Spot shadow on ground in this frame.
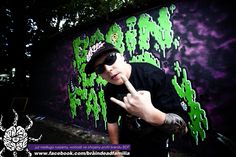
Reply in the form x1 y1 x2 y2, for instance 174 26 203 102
27 115 110 144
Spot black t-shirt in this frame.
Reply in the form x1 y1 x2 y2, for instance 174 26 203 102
104 63 185 156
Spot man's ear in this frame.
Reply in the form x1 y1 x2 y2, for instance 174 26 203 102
119 54 128 63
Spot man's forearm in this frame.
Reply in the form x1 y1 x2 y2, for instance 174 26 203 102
108 123 120 144
162 113 187 135
146 108 187 135
108 123 124 157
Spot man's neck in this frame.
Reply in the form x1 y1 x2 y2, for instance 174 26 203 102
125 63 132 80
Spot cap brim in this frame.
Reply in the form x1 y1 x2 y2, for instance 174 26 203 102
85 47 118 74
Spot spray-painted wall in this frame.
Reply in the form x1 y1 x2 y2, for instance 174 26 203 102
31 0 236 149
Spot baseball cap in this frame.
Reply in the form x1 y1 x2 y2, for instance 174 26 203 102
85 41 119 74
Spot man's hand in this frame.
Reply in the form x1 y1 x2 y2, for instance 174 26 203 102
110 75 187 133
110 75 158 122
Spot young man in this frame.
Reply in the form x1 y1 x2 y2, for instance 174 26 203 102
85 41 188 157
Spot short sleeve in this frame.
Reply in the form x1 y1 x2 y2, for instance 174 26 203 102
147 68 183 114
104 84 120 123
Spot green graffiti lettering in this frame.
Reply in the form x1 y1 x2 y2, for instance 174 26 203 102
106 23 125 55
90 28 105 46
98 89 107 129
86 88 101 127
137 7 178 58
75 85 87 100
169 4 176 14
157 7 174 57
68 84 80 118
70 33 109 126
95 75 108 129
68 37 89 118
130 51 160 68
138 13 154 53
173 36 180 49
125 16 137 56
172 61 208 145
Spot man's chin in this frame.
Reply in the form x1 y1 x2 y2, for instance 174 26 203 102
109 80 123 85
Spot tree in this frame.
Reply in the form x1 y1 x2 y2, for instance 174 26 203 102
0 0 162 96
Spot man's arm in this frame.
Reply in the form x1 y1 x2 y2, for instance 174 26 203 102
108 123 124 157
162 113 188 134
110 75 187 135
108 122 119 144
148 109 187 135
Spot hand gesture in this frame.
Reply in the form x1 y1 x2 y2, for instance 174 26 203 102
110 75 158 122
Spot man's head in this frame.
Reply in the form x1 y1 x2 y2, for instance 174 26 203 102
85 42 118 74
85 41 131 85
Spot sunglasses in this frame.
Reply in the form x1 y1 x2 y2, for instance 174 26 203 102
95 52 117 74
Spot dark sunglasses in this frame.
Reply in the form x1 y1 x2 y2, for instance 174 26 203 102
95 52 117 74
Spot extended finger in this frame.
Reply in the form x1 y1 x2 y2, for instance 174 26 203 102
110 97 126 109
121 75 137 95
126 93 134 104
123 96 129 106
138 90 150 96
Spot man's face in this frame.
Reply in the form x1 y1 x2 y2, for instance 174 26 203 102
94 52 127 85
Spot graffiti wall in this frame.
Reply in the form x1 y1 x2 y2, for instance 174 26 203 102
31 0 236 153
